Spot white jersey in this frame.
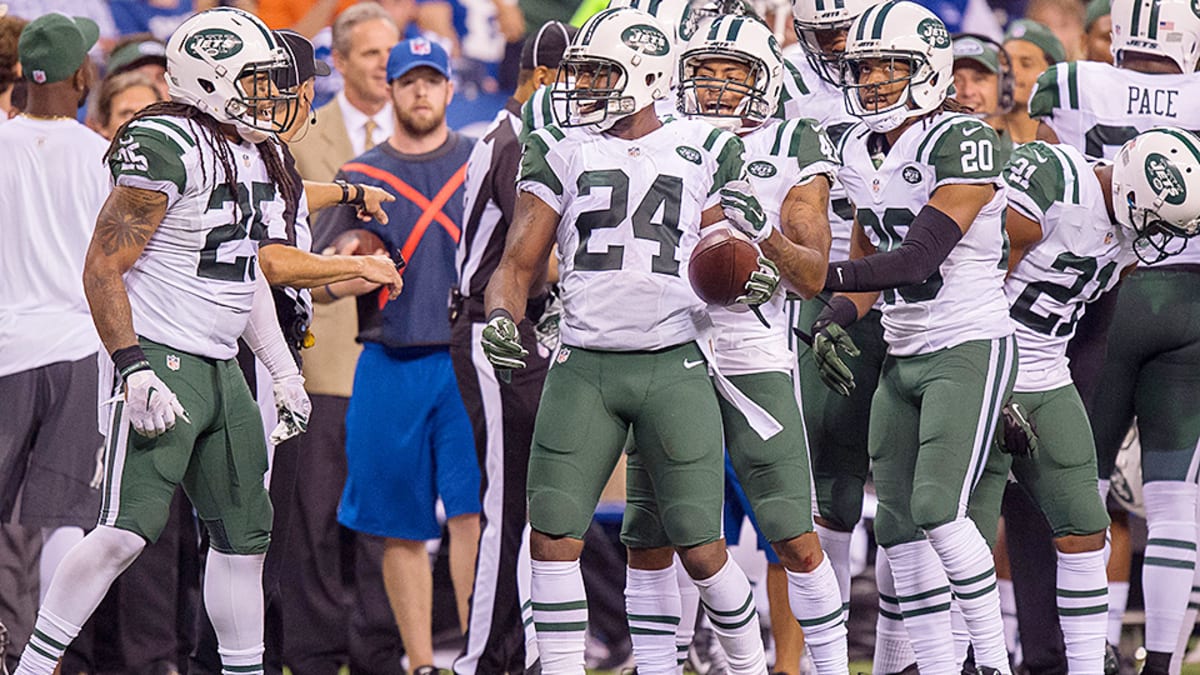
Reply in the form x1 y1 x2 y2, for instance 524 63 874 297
518 117 744 350
0 117 109 377
110 115 292 360
837 113 1013 356
709 118 839 375
1003 142 1135 392
1029 61 1200 265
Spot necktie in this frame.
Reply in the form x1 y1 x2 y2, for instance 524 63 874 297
364 119 377 151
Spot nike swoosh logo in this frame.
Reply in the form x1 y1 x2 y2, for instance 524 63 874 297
146 386 157 411
683 359 705 369
837 268 845 284
962 126 981 136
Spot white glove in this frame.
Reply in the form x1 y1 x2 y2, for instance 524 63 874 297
125 369 189 438
270 374 312 445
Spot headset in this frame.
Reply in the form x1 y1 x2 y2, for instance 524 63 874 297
952 32 1015 115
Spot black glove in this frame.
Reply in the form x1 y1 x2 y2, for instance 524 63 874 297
996 400 1038 456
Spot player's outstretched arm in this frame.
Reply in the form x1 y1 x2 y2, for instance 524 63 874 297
485 191 560 323
302 180 395 224
84 186 168 354
258 242 402 298
765 175 833 299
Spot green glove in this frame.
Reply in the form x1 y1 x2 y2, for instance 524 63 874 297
812 324 860 397
737 256 780 306
719 179 770 243
481 313 528 372
996 400 1038 456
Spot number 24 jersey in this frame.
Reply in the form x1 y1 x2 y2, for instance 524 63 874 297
837 113 1013 356
519 117 743 351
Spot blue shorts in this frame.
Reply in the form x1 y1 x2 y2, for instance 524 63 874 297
339 344 481 540
723 453 780 565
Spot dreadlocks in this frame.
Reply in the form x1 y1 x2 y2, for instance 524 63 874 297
938 97 975 114
104 101 298 224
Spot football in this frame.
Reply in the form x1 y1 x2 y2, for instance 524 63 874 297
328 228 386 256
688 227 760 306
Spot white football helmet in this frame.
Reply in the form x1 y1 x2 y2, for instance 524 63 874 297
1110 0 1200 73
792 0 881 83
678 15 783 132
552 7 674 131
839 1 953 132
608 0 696 46
1112 127 1200 263
165 7 298 141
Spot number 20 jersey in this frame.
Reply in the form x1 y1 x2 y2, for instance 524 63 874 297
519 117 744 351
837 113 1013 356
1003 142 1136 392
109 115 291 360
1029 61 1200 265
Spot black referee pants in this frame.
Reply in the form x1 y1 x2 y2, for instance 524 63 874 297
449 307 549 675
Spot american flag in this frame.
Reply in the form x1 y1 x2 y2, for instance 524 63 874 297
1160 20 1175 30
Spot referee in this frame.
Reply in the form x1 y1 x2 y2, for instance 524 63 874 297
450 21 574 675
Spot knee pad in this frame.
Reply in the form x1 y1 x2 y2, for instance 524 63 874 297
910 484 960 534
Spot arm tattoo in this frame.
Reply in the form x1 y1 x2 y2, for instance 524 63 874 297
95 188 167 256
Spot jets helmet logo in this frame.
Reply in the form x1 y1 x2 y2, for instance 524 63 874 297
184 28 245 61
917 18 951 49
620 24 670 56
746 160 777 178
1145 152 1188 205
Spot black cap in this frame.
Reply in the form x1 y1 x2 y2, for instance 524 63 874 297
275 29 331 88
520 21 576 71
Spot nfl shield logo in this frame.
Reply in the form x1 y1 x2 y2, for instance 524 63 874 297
556 347 571 364
411 39 431 55
166 355 181 371
32 70 46 84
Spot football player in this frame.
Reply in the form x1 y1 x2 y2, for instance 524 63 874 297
481 7 768 674
667 14 850 675
14 9 402 675
1029 0 1200 668
1000 128 1200 675
814 3 1016 674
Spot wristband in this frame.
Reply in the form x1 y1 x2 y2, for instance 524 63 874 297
112 345 152 380
488 308 514 323
324 283 340 300
349 183 366 206
812 295 859 332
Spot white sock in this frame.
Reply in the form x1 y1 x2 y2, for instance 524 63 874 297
693 554 767 675
1056 548 1108 675
999 578 1020 658
874 550 917 675
951 601 971 667
205 550 266 675
38 527 82 604
886 540 957 675
786 556 848 674
626 565 682 673
675 555 699 674
531 559 588 674
927 518 1010 674
1143 481 1198 653
1108 581 1130 645
519 527 540 671
15 526 145 675
814 523 853 621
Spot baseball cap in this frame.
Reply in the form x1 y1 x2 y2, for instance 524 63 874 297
520 21 577 71
387 38 451 83
107 39 166 77
1085 0 1111 31
274 29 331 89
1004 19 1067 64
953 36 1001 73
18 13 99 84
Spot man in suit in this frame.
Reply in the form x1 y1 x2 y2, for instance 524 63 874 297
286 4 406 673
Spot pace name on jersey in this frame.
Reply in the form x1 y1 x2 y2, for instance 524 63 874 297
109 115 291 360
518 117 743 351
837 112 1012 356
1003 141 1135 392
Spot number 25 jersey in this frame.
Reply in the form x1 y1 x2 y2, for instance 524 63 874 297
519 118 744 351
837 113 1013 356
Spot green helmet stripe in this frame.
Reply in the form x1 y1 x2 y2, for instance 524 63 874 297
1159 128 1200 164
1147 0 1162 39
872 2 898 40
647 0 662 15
727 16 743 39
1130 0 1144 37
855 4 873 40
816 0 826 11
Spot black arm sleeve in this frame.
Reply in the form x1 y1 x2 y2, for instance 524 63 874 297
824 205 963 292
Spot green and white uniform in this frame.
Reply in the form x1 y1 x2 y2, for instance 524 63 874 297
1001 141 1116 538
101 114 290 552
837 112 1016 546
518 117 743 546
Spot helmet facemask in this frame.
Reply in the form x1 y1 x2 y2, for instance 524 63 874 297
552 56 637 131
795 22 851 84
230 56 300 136
839 51 930 132
678 51 773 132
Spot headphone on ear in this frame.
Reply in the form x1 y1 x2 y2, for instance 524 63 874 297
952 33 1015 115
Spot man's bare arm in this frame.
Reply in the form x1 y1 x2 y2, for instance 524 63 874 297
84 186 168 355
485 192 560 322
258 243 402 297
765 176 833 299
